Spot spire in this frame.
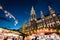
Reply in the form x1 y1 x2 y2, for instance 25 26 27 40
40 11 44 18
48 6 55 14
31 6 36 15
30 6 36 21
48 6 52 11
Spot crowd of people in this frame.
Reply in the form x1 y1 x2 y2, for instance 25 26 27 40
4 36 23 40
24 33 60 40
0 34 23 40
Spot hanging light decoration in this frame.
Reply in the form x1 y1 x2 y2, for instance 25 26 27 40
53 29 57 32
27 32 30 35
34 30 36 34
0 5 19 26
31 31 33 34
58 30 60 33
50 29 53 32
37 29 40 34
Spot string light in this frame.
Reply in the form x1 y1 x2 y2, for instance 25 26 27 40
14 20 18 26
0 5 3 10
0 5 19 26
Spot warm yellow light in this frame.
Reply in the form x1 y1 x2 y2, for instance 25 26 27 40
27 32 29 34
34 30 37 34
58 30 60 33
25 32 27 34
43 28 45 30
31 31 33 34
37 29 39 32
37 29 40 34
54 29 57 32
45 28 49 32
34 30 36 32
40 33 44 35
46 28 48 30
40 29 42 31
50 29 53 32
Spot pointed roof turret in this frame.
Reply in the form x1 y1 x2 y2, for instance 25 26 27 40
31 6 36 15
48 6 55 14
40 11 44 18
30 6 37 21
48 6 52 11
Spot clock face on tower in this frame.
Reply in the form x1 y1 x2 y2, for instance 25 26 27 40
53 14 56 17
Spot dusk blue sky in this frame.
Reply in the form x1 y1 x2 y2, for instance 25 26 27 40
0 0 60 30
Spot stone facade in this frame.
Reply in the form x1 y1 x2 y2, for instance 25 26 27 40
26 6 60 32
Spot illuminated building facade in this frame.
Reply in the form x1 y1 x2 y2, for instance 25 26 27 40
20 6 60 35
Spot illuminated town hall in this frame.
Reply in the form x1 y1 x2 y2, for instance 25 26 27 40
0 5 60 40
20 6 60 35
0 0 60 40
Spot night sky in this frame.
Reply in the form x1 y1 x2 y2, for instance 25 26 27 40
0 0 60 30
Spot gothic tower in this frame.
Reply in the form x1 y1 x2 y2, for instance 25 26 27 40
48 6 60 27
48 6 55 15
40 11 46 27
30 6 37 30
40 11 44 19
30 6 37 21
